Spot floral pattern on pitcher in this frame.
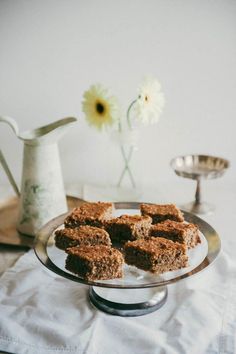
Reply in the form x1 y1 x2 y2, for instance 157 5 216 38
19 180 52 228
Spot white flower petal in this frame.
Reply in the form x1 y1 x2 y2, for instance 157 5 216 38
134 77 165 125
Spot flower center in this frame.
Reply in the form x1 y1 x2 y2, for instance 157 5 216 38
96 102 105 115
145 95 149 102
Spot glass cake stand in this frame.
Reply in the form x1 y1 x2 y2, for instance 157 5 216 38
34 202 221 317
170 154 229 214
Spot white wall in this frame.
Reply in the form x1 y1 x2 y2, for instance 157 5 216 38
0 0 235 194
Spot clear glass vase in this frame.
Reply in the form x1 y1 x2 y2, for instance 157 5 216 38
110 128 142 201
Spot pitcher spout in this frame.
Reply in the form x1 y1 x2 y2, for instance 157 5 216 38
19 117 77 145
0 116 78 145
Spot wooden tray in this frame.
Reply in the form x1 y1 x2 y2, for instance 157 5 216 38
0 195 85 249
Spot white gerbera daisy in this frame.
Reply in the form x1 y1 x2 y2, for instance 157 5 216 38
82 84 119 130
134 77 165 125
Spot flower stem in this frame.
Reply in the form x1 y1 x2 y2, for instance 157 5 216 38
117 98 137 188
118 119 122 133
126 99 137 130
117 146 135 188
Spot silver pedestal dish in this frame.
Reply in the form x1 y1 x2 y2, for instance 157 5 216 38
170 155 229 214
34 202 221 317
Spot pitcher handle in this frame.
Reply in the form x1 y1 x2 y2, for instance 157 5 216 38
0 149 20 196
0 116 20 196
0 116 19 136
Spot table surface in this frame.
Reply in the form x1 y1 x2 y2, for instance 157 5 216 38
0 180 235 354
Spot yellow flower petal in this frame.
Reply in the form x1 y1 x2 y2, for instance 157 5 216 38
82 84 119 130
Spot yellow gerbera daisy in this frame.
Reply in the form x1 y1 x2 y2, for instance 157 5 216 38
82 84 119 130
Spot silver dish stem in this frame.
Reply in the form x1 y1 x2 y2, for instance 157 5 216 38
183 178 214 215
195 178 201 204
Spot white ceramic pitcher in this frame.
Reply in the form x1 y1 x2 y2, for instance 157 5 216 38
0 116 77 236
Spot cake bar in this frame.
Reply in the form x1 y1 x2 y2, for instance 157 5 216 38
64 202 113 228
140 203 184 224
124 237 188 273
105 214 152 243
54 225 111 250
65 245 124 281
150 220 201 248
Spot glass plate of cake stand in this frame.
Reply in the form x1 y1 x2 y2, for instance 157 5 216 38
170 154 229 215
34 202 221 317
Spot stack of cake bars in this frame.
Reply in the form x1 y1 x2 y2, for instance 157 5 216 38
54 202 201 281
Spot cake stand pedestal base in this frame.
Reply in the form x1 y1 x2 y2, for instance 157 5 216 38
89 286 168 317
181 201 214 215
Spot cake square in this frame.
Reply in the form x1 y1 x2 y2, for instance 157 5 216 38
124 237 188 273
65 245 124 280
104 214 152 243
140 203 184 224
54 225 111 250
64 202 113 228
149 220 201 248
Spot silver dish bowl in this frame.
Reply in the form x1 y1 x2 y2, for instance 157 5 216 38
170 154 230 214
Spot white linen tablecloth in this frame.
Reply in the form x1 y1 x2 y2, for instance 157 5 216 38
0 248 235 353
0 181 236 354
